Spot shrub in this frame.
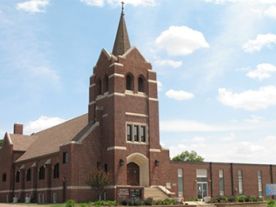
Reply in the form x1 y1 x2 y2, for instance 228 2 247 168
92 200 116 206
236 195 247 202
65 200 76 207
144 197 153 206
210 196 228 203
120 199 128 206
267 199 276 207
227 196 236 202
247 196 257 202
80 203 87 207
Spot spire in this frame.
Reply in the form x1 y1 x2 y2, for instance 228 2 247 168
112 2 131 56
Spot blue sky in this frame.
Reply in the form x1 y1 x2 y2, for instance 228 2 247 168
1 0 276 164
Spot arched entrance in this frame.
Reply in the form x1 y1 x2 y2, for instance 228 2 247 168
127 162 140 186
126 153 149 186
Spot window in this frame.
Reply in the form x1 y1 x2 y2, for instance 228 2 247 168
104 164 108 173
177 169 183 198
127 124 132 141
39 166 45 180
26 168 31 182
138 76 145 92
104 75 109 92
133 125 139 142
126 123 147 144
2 173 7 182
97 79 102 95
219 170 224 196
257 171 262 198
63 152 69 164
53 163 59 179
140 126 146 142
238 170 243 194
126 74 134 90
16 171 20 183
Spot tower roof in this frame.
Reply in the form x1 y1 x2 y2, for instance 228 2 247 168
112 3 131 56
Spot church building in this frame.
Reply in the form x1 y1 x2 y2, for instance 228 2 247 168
0 6 275 204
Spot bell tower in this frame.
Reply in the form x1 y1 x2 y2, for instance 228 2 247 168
88 4 162 187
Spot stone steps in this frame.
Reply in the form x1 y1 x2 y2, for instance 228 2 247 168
144 187 169 200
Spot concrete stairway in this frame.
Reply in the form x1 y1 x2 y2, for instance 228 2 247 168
144 186 169 200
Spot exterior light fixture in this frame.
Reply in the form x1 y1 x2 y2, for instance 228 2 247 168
119 159 125 166
155 160 160 167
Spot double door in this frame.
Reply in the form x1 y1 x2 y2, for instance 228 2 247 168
197 182 208 199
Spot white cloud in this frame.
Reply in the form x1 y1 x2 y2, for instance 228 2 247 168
155 59 183 68
80 0 156 7
264 6 276 19
30 66 59 82
25 116 66 134
218 86 276 111
242 34 276 53
166 133 276 163
205 0 276 4
246 63 276 81
155 26 209 56
16 0 50 13
166 89 194 101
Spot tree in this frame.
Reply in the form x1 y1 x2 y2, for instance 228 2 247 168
172 150 204 162
0 139 3 147
86 170 111 200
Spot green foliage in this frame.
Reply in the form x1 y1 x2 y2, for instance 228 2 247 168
236 195 247 202
90 200 116 206
144 197 153 205
65 200 76 207
86 170 111 200
267 199 276 207
210 196 228 203
172 150 204 162
0 139 3 147
154 198 177 205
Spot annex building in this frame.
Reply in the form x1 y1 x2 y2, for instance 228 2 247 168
0 7 276 204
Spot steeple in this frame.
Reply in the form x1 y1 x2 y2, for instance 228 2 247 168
112 2 131 56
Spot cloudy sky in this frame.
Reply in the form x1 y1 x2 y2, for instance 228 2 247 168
1 0 276 164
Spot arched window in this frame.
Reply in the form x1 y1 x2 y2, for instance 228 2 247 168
104 75 109 93
126 73 134 91
2 173 7 182
138 75 145 92
97 79 102 95
16 171 20 183
39 166 45 180
53 163 59 179
26 168 31 182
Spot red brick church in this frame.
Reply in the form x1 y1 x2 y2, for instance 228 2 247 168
0 6 275 204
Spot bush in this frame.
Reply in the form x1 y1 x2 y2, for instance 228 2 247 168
153 198 177 205
65 200 76 207
267 199 276 207
227 196 236 202
91 200 116 206
210 196 228 203
144 197 153 206
248 196 257 202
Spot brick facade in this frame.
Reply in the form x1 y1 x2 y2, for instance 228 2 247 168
0 9 275 204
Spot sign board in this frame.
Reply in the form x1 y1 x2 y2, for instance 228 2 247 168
266 184 276 196
118 188 129 200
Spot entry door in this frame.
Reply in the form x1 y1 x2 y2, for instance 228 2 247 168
127 162 140 186
197 182 208 199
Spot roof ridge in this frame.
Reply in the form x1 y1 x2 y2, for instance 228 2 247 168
32 113 87 136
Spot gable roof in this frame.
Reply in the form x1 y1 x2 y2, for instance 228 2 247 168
16 114 88 162
10 134 37 151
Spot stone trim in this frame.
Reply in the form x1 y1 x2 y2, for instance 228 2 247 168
78 122 100 143
125 112 148 118
107 146 127 151
89 101 96 105
149 97 158 101
148 80 157 84
149 149 161 152
108 73 124 79
89 83 96 88
7 133 12 145
109 62 124 68
108 93 125 97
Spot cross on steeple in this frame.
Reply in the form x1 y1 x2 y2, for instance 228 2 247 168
121 1 125 15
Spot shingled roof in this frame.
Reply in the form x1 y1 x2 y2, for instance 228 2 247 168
9 134 37 151
16 114 88 162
